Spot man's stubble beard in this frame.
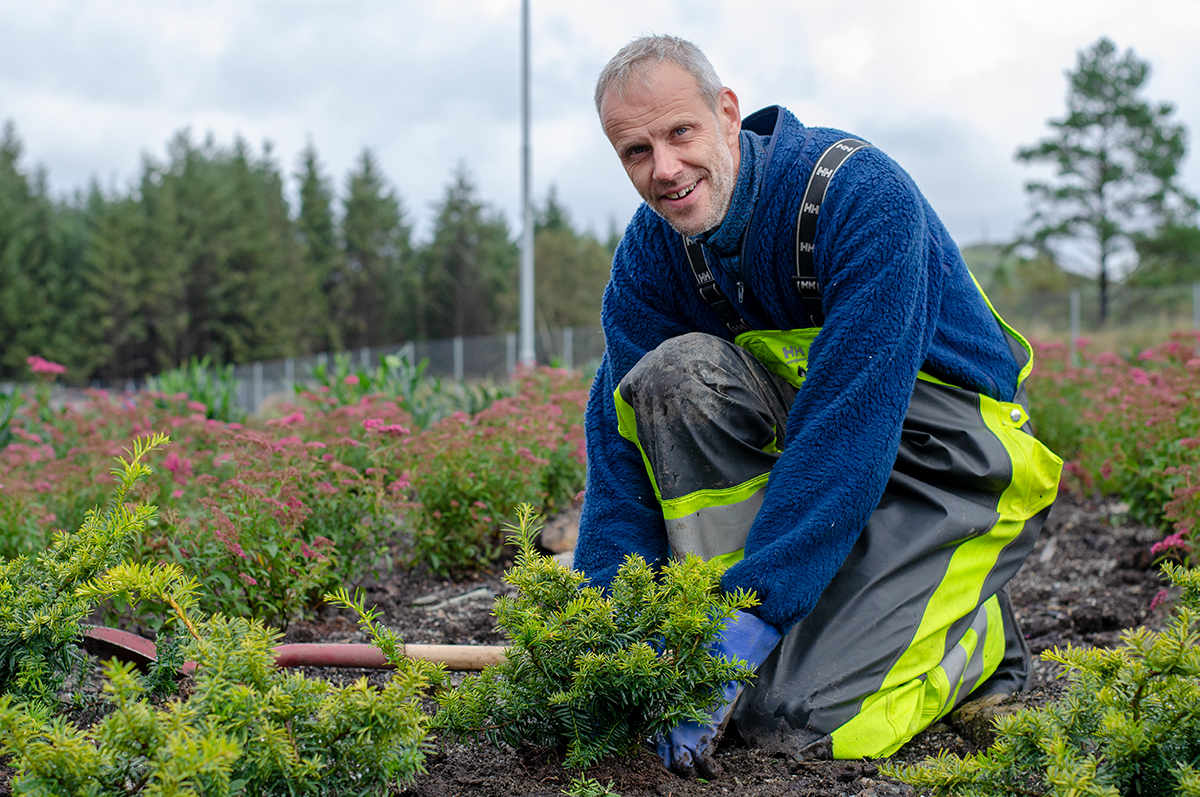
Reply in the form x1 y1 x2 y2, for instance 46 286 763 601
652 140 736 239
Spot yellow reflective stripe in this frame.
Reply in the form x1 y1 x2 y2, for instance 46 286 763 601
710 548 745 568
613 385 664 504
660 473 770 520
831 595 1002 759
763 425 782 455
829 389 1062 759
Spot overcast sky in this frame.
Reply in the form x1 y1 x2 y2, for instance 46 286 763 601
3 0 1199 262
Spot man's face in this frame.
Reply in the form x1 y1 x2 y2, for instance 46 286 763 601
600 62 741 238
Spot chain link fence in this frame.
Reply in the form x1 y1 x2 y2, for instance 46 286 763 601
25 281 1200 417
231 326 607 416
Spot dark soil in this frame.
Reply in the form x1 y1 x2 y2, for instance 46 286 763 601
298 491 1176 797
0 492 1178 796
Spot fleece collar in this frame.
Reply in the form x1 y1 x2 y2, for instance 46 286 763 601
694 129 767 256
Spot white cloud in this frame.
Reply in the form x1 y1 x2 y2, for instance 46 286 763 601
1 0 1198 251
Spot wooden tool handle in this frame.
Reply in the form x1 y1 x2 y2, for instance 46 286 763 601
272 642 506 670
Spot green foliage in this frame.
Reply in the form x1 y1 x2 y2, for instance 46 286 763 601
144 355 246 423
421 164 518 339
1129 222 1200 286
432 504 760 770
535 186 613 331
885 562 1200 797
1016 37 1197 323
1025 334 1200 552
302 349 519 430
563 775 621 797
0 433 168 714
0 385 18 450
332 148 417 349
0 612 437 796
401 369 588 575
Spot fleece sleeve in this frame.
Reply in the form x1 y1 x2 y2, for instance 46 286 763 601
572 216 698 589
721 153 943 632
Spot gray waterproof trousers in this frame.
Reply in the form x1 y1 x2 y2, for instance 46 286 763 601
617 331 1060 758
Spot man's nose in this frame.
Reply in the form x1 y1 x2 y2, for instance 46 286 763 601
652 147 683 184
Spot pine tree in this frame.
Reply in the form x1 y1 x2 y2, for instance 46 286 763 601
133 131 303 376
0 121 92 380
295 140 342 352
337 149 416 348
534 186 612 333
421 164 517 340
1017 37 1197 323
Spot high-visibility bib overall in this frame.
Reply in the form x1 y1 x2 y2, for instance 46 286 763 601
612 307 1062 758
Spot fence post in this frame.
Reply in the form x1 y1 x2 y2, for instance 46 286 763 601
1193 281 1199 331
506 332 516 378
1070 289 1081 367
360 346 370 370
253 362 264 416
563 327 573 372
284 357 295 395
453 336 464 382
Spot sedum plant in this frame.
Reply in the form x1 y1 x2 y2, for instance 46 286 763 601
886 561 1200 797
0 432 169 716
429 503 759 770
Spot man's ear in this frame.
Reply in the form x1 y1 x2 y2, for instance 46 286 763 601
718 87 741 148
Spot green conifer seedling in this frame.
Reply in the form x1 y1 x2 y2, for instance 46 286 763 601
430 503 759 770
885 562 1200 796
0 433 169 716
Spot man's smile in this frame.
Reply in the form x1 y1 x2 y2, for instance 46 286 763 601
663 181 698 201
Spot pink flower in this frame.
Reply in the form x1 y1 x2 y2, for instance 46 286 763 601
163 451 194 484
316 481 339 495
1150 589 1170 611
172 488 185 499
379 423 410 437
1151 532 1191 557
34 480 53 493
26 355 66 375
364 418 385 431
1129 368 1152 387
187 401 208 413
238 572 259 586
344 375 360 386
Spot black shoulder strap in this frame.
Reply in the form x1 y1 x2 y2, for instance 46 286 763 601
683 240 753 335
793 138 871 326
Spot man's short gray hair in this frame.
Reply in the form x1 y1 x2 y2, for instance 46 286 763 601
594 34 723 117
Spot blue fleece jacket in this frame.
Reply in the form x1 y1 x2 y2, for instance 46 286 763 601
573 106 1022 633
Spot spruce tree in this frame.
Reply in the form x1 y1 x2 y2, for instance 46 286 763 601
338 148 415 348
295 140 341 352
421 164 517 340
1017 37 1197 323
534 186 612 333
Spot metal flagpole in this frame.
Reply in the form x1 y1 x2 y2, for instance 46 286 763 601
518 0 536 367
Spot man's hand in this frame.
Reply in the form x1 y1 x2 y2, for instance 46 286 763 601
656 610 782 777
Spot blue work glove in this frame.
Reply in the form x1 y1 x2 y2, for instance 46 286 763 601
656 610 782 777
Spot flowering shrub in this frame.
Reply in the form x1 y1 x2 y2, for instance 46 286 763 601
398 368 588 575
1027 332 1200 561
0 364 589 626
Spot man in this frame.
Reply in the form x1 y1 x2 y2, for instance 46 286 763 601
573 34 1062 774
